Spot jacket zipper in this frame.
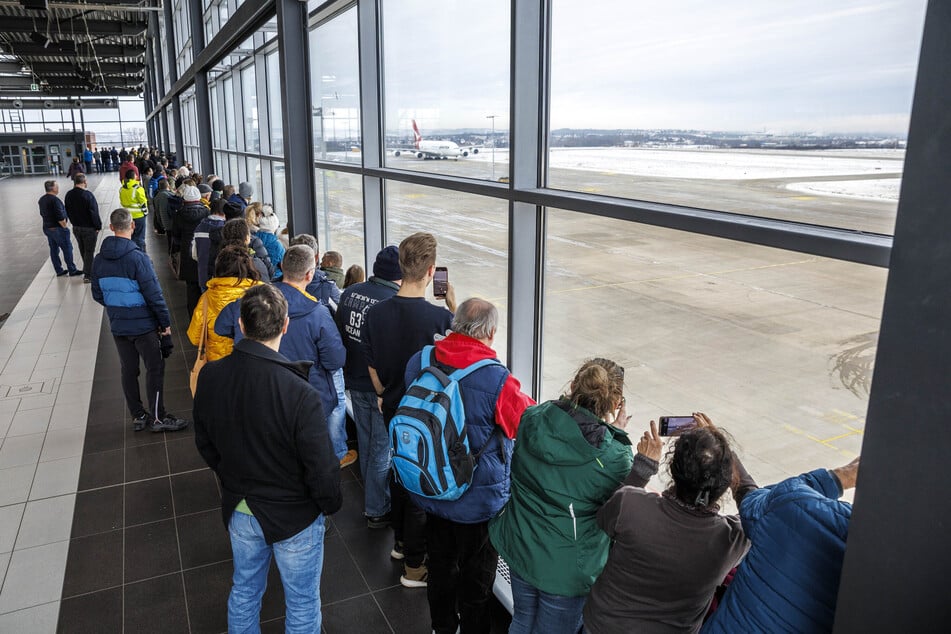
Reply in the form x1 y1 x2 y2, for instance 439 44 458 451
569 503 577 540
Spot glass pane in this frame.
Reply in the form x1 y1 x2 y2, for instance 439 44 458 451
385 181 509 363
247 156 263 203
381 0 509 180
209 82 220 148
241 64 259 152
223 77 236 149
549 1 926 235
118 98 145 122
314 168 364 266
310 6 361 165
543 208 883 494
266 51 283 156
272 161 287 226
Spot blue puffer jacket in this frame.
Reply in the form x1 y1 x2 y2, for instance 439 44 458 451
215 282 345 416
403 342 513 524
254 231 285 279
702 469 851 634
305 269 341 312
91 236 170 336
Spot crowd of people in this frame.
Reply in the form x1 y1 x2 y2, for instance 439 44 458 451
37 147 861 633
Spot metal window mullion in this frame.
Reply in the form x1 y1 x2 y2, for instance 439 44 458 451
254 51 271 156
358 0 384 268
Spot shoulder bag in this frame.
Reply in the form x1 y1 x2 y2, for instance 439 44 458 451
189 296 208 396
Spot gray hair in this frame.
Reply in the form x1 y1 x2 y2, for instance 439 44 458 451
282 245 316 282
110 208 133 231
44 180 57 192
451 298 498 341
289 233 319 255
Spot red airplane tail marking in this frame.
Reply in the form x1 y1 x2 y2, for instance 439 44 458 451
412 119 422 149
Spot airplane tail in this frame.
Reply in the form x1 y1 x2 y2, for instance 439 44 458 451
412 119 422 149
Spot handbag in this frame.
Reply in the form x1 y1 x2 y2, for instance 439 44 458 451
189 296 208 397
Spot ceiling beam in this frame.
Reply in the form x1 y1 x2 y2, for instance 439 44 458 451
25 62 145 75
0 61 26 73
1 16 146 36
0 97 121 108
0 76 34 89
0 42 146 58
43 76 143 87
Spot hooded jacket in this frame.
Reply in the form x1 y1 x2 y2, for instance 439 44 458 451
91 236 170 336
187 277 263 361
194 215 226 291
254 231 285 277
488 399 634 597
403 333 534 524
305 269 341 311
701 469 851 634
172 200 209 282
119 179 148 218
118 160 139 183
215 283 346 416
193 338 342 544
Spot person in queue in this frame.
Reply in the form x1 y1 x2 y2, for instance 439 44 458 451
488 358 644 634
584 413 755 633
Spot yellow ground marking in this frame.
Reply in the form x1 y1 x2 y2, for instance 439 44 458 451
550 257 817 295
792 195 817 201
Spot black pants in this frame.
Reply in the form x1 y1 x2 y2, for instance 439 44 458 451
391 477 427 568
185 281 201 318
426 515 498 634
72 226 98 277
114 331 166 419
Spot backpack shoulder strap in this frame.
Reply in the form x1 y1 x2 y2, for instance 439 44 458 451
450 356 503 381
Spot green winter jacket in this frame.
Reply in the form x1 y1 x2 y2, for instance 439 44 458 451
488 399 634 597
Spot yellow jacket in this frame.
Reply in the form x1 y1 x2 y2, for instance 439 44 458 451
119 179 148 218
188 277 263 361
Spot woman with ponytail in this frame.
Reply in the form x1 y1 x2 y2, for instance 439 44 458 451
489 359 650 634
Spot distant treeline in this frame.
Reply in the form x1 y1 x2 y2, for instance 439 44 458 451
548 129 905 150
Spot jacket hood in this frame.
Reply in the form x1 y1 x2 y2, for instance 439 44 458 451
122 179 140 189
98 235 140 260
433 332 498 368
518 400 626 466
276 283 320 319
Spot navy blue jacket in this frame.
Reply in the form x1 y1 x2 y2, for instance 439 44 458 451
227 193 249 212
702 469 851 634
216 283 345 416
91 236 171 336
403 339 513 524
305 269 341 311
334 277 400 393
64 187 102 230
38 193 67 229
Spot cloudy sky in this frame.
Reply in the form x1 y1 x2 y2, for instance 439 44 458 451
312 0 926 136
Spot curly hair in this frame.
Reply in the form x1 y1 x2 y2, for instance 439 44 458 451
666 427 734 508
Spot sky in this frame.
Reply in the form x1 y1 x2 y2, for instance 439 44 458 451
311 0 927 136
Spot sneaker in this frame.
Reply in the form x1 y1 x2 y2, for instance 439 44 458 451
339 449 358 468
400 563 428 588
150 414 190 432
83 276 92 284
68 270 84 277
390 541 405 560
56 271 68 277
132 412 150 432
366 513 391 529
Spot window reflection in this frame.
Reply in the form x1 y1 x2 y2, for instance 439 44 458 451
310 6 361 165
548 0 925 234
314 168 364 266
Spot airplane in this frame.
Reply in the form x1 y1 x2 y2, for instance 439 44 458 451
391 120 481 160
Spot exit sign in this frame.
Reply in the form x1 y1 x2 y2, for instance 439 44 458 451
30 83 39 91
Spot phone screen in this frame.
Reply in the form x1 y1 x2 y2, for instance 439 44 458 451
433 267 448 298
660 416 695 436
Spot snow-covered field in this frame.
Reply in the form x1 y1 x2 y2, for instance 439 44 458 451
786 178 901 202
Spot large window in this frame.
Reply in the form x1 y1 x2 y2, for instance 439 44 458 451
310 6 361 166
548 0 926 234
385 182 510 362
381 0 510 180
314 168 364 268
543 209 881 489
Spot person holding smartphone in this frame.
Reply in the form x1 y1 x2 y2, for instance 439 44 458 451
583 413 757 634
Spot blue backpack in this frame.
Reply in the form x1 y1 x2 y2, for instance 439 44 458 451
390 346 502 500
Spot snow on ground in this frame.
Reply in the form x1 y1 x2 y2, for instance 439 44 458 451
469 146 904 181
785 178 901 202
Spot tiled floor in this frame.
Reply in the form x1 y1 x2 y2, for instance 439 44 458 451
0 174 511 633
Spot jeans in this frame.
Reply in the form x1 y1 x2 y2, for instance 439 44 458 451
426 515 497 634
72 226 98 277
350 389 391 517
45 226 77 275
228 513 326 634
132 215 147 252
327 369 348 460
114 331 166 419
509 569 586 634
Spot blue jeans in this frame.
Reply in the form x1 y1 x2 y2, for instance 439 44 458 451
509 569 586 634
132 215 147 252
327 369 348 460
45 227 77 275
350 389 391 517
228 512 326 634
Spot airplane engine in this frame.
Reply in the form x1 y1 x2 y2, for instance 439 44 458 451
416 152 424 159
394 150 402 157
461 150 469 157
472 148 479 154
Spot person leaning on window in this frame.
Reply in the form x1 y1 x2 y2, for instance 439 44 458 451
488 358 642 634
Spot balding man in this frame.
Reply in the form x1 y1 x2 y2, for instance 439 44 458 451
402 297 535 634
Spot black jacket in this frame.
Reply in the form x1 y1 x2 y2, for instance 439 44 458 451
193 338 342 544
64 187 102 230
172 201 208 282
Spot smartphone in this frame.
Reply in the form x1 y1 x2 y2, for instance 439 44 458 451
433 266 448 298
659 415 695 437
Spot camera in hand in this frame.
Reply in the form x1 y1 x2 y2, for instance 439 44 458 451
659 415 695 436
433 266 448 298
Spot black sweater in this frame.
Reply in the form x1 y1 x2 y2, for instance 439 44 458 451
193 338 342 543
64 187 102 230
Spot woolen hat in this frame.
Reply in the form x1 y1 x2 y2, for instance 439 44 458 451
197 184 212 194
373 246 401 281
239 181 253 198
182 185 202 202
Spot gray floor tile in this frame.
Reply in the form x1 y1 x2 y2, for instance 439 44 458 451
38 427 86 462
0 504 24 554
0 600 59 634
0 465 35 506
29 456 82 500
7 406 53 437
14 494 76 550
0 541 69 613
0 433 46 469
